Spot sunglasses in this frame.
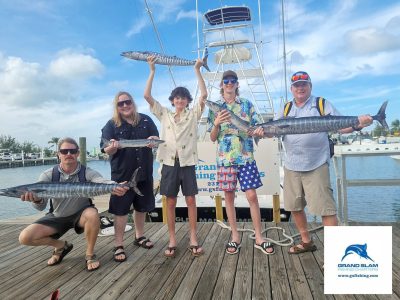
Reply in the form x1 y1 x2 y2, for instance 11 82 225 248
223 78 238 85
117 99 133 107
291 74 309 81
59 148 79 155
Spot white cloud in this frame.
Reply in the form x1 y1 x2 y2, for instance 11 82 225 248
127 17 148 38
49 50 104 79
0 50 105 108
126 0 188 37
177 10 197 21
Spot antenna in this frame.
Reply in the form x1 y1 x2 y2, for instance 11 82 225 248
281 0 288 103
144 0 176 87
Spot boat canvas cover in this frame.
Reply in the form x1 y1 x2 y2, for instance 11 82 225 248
205 6 251 25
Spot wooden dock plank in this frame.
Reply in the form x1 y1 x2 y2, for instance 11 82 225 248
0 222 397 299
172 223 220 300
252 222 272 300
210 223 244 300
191 223 230 300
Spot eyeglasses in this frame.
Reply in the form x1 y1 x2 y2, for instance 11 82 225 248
59 149 79 155
291 74 309 81
117 99 133 107
223 78 237 85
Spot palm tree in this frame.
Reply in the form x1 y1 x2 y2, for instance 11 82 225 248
391 119 400 135
48 137 60 154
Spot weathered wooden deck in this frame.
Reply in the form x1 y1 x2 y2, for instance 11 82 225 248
0 222 398 300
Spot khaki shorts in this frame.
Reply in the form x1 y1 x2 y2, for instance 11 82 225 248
283 163 337 216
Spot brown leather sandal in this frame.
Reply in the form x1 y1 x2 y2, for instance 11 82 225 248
289 240 317 254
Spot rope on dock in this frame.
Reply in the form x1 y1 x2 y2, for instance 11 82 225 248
216 220 324 247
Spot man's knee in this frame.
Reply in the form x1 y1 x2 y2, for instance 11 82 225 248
19 228 33 245
81 208 100 226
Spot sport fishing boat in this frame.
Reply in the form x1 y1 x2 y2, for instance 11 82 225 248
148 1 290 222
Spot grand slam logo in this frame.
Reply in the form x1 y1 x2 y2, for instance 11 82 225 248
338 243 378 271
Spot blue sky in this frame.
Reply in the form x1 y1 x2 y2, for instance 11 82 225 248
1 0 399 151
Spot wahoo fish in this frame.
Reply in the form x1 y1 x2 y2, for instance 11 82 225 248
205 100 260 145
248 101 388 136
341 243 374 262
101 138 164 149
121 49 210 71
0 168 143 198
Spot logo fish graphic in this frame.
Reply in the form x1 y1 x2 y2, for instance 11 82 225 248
341 243 374 262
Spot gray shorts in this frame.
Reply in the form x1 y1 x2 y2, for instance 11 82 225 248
283 163 337 216
160 160 198 197
34 205 97 239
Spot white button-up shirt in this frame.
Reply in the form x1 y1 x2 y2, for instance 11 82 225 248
151 100 204 167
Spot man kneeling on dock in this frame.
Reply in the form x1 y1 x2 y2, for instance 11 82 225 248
18 137 128 271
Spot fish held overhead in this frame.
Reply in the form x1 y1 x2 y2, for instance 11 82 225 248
120 49 210 71
248 101 389 137
0 168 143 198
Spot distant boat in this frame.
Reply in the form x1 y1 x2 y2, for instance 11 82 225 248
335 142 400 155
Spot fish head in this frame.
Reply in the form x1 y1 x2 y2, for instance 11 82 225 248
0 187 25 198
121 51 142 60
205 100 223 113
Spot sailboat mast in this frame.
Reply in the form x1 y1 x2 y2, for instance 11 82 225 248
144 0 176 87
281 0 288 103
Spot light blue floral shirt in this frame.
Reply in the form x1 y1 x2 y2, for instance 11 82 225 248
207 96 262 167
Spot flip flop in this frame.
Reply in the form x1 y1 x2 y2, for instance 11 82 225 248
86 254 100 271
164 246 177 258
188 245 204 257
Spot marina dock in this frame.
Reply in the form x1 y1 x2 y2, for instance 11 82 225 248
0 221 398 299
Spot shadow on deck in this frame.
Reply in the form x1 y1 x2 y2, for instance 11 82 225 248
0 222 398 299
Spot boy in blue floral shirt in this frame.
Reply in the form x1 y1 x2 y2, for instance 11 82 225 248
207 70 274 255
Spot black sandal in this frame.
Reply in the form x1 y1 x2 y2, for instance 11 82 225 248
254 241 275 255
134 236 154 249
48 241 73 266
113 245 126 262
225 242 241 255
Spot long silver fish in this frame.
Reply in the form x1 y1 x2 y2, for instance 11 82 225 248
101 138 165 149
205 100 260 145
248 101 388 136
0 168 143 198
121 49 210 71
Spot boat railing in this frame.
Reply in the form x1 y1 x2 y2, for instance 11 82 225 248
332 146 400 225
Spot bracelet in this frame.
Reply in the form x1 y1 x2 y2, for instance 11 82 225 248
352 126 362 131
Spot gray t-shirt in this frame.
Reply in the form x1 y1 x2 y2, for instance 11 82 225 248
277 95 340 172
32 164 113 217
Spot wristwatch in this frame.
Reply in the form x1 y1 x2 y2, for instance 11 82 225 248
352 125 362 131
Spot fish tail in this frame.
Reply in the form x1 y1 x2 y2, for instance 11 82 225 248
202 48 210 72
373 101 389 130
100 138 111 149
129 168 143 196
254 137 260 146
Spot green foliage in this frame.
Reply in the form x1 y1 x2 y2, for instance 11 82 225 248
48 137 60 152
0 135 51 156
390 119 400 135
